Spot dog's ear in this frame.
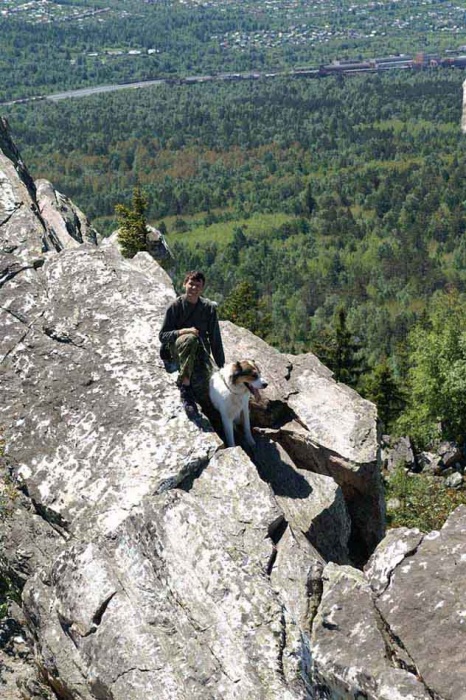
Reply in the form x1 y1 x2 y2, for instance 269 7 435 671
232 361 243 380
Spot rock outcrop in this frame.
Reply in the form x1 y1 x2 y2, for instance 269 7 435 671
35 178 98 250
106 225 173 263
1 117 465 700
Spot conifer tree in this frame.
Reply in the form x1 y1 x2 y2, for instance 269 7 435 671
362 360 405 431
312 308 365 388
333 307 365 386
220 281 270 337
303 182 317 218
115 187 149 258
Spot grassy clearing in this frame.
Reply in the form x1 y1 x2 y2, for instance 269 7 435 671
166 212 292 249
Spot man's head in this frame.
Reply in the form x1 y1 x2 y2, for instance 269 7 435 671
183 270 205 304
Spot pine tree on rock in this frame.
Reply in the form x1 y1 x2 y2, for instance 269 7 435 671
115 187 149 258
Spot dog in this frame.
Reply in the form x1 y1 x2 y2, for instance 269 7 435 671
209 360 268 448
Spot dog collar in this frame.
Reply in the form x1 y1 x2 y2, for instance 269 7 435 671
220 372 248 395
220 372 235 393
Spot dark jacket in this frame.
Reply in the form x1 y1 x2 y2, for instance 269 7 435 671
159 295 225 368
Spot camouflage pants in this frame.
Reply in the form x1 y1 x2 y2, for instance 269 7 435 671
174 333 214 406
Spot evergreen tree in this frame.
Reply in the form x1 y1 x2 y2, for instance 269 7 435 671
115 187 149 258
333 307 365 386
220 281 270 337
361 360 405 431
302 182 317 218
312 308 365 388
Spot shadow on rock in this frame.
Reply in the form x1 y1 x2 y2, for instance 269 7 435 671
254 437 313 499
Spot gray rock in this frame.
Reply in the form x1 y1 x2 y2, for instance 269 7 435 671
417 450 442 474
0 613 56 700
310 563 432 700
0 118 78 260
220 323 384 561
436 440 463 469
381 435 416 472
106 225 173 262
0 121 48 260
3 120 463 700
377 506 466 700
3 244 221 538
35 178 98 249
254 435 351 564
364 527 424 597
270 525 323 697
23 450 307 699
445 471 463 489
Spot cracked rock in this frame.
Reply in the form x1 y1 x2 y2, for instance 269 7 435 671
309 563 432 700
376 506 466 700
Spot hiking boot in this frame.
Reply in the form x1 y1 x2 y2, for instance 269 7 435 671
179 385 198 417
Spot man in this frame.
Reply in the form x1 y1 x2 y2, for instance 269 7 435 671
159 271 225 416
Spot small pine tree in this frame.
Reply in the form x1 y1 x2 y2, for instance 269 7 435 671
333 307 365 386
312 308 366 388
115 187 149 258
362 360 405 431
220 281 270 337
303 182 317 218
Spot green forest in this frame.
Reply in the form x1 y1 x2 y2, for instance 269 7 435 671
4 68 466 447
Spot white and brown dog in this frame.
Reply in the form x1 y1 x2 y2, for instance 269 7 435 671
209 360 268 448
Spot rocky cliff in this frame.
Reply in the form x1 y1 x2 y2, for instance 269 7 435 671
1 118 465 700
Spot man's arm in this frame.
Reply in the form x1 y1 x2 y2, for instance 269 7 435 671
159 303 180 345
160 299 200 345
209 307 225 368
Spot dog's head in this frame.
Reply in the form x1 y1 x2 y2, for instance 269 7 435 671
232 360 268 400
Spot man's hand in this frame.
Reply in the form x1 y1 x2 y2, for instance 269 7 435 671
179 327 199 337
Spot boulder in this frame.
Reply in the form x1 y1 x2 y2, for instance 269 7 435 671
0 612 56 700
220 323 384 562
0 120 97 260
22 450 308 699
4 244 221 538
371 507 466 700
310 563 432 700
0 118 49 260
270 526 323 696
106 225 173 263
4 115 462 700
445 471 463 489
381 435 416 472
416 450 442 475
35 178 98 250
254 435 351 564
364 526 424 597
436 440 463 470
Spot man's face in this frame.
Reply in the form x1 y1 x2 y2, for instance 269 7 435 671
184 277 204 303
